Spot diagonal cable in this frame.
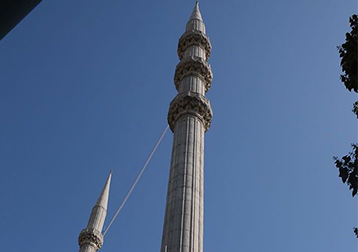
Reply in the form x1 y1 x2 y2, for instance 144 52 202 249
103 124 170 236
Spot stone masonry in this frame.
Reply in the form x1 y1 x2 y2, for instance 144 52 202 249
78 172 112 252
160 3 213 252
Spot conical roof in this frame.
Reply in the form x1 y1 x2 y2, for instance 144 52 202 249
189 1 202 21
95 170 112 209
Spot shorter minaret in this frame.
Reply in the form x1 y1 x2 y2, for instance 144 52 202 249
78 171 112 252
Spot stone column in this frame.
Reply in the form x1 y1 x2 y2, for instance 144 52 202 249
160 3 213 252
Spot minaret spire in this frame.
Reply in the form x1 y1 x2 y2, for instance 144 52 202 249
95 170 111 209
186 1 206 33
160 3 213 252
189 2 202 21
78 171 112 252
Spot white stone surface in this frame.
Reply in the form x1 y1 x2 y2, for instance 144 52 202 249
161 115 205 252
161 3 212 252
79 172 112 252
186 3 205 33
179 76 205 95
79 243 99 252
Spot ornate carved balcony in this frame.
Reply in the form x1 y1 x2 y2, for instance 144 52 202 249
78 228 103 249
178 30 211 60
168 91 213 132
174 56 213 92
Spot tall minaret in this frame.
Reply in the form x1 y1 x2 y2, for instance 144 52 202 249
161 2 212 252
78 171 112 252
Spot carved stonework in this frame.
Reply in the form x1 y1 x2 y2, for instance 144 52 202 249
177 30 211 60
78 228 103 250
174 56 213 92
168 91 213 132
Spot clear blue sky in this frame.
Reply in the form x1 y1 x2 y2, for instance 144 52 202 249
0 1 357 251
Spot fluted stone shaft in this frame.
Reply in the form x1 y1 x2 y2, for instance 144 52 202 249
161 115 205 252
80 244 97 252
79 244 97 252
161 3 212 252
179 76 206 95
87 205 107 231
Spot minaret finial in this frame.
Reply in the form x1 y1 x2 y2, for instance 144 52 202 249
186 1 205 33
78 171 112 252
189 1 203 21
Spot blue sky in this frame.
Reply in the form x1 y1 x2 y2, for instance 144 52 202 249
0 1 357 251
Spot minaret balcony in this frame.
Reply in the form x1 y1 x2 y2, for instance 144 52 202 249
78 228 104 250
174 56 213 93
178 30 211 60
168 91 213 132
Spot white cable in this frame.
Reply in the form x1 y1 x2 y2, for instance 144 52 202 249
103 124 170 236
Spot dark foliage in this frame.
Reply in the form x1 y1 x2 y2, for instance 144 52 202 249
334 144 358 197
335 14 358 200
337 14 357 92
336 14 358 239
353 101 358 118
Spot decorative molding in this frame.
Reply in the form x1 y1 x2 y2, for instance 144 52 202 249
178 30 211 60
78 228 103 250
168 91 213 132
174 56 213 92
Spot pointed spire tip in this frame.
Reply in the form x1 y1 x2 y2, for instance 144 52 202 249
95 172 112 209
189 0 202 21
